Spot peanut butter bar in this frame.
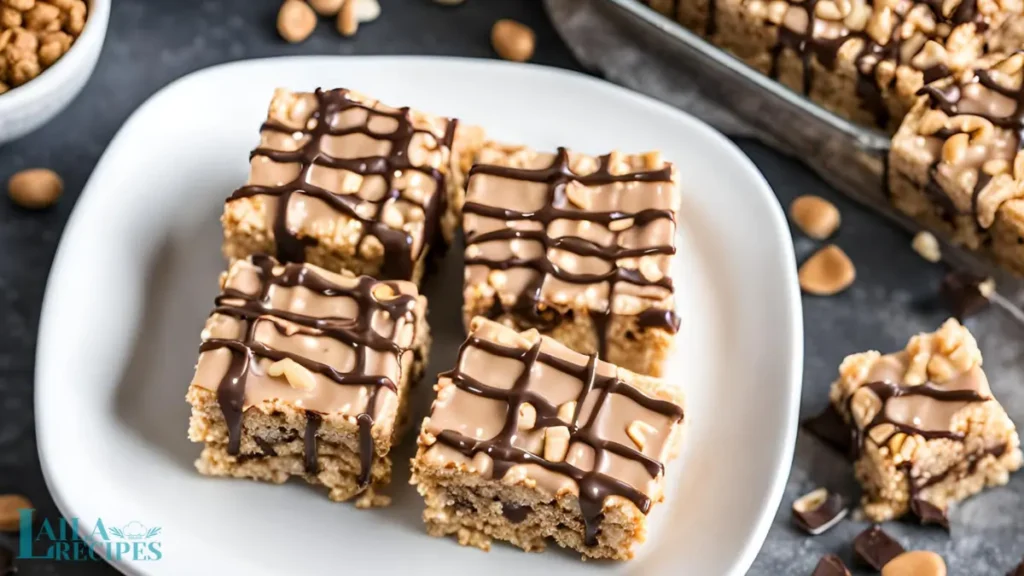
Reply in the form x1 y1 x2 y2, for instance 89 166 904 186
411 317 686 561
828 318 1022 523
889 51 1024 274
222 87 476 284
640 0 1022 131
186 255 429 506
461 143 680 377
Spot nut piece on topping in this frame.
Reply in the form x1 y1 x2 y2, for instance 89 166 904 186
912 231 942 263
267 357 317 391
626 420 657 451
491 19 535 62
543 425 571 462
517 402 537 430
790 195 841 240
881 550 947 576
799 245 856 296
8 168 62 210
791 487 848 535
277 0 317 43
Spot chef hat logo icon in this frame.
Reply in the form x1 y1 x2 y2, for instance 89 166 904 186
109 521 161 540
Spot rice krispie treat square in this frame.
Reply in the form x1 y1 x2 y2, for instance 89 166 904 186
222 87 478 284
411 317 686 561
828 318 1022 523
889 51 1024 275
461 143 681 377
186 255 430 506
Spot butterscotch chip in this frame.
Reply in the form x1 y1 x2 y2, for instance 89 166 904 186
0 494 32 532
881 551 947 576
491 19 535 62
277 0 317 43
790 195 841 240
799 245 855 295
8 168 63 209
912 231 942 262
337 0 357 36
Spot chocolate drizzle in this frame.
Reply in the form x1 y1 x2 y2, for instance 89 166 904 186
229 88 456 280
434 335 684 546
754 0 984 128
199 255 417 492
917 57 1024 226
849 378 990 460
465 147 679 360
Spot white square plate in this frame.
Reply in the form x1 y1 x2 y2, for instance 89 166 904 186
35 56 802 576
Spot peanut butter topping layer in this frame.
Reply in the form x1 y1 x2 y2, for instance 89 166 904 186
463 145 680 359
419 318 685 547
228 88 457 280
191 255 421 489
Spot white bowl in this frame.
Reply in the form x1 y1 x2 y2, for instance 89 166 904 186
0 0 109 146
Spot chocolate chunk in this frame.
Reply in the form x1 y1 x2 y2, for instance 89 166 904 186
1007 558 1024 576
853 525 905 570
812 554 851 576
501 503 531 523
792 488 848 535
802 405 852 455
911 498 950 530
939 272 991 320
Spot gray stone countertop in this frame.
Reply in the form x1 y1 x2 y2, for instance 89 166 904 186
1 1 1021 574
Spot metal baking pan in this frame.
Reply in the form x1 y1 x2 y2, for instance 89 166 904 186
597 0 1024 297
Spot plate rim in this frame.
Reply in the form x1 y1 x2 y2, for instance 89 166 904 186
35 55 804 576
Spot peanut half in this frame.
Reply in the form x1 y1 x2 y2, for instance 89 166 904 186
798 245 856 296
491 19 535 62
790 195 841 240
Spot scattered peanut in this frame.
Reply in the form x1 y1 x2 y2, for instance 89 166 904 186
491 19 535 62
309 0 344 16
277 0 317 43
881 551 947 576
0 494 32 532
790 195 841 240
354 0 380 23
912 231 942 263
799 245 856 296
337 0 358 37
0 0 86 92
8 168 62 209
